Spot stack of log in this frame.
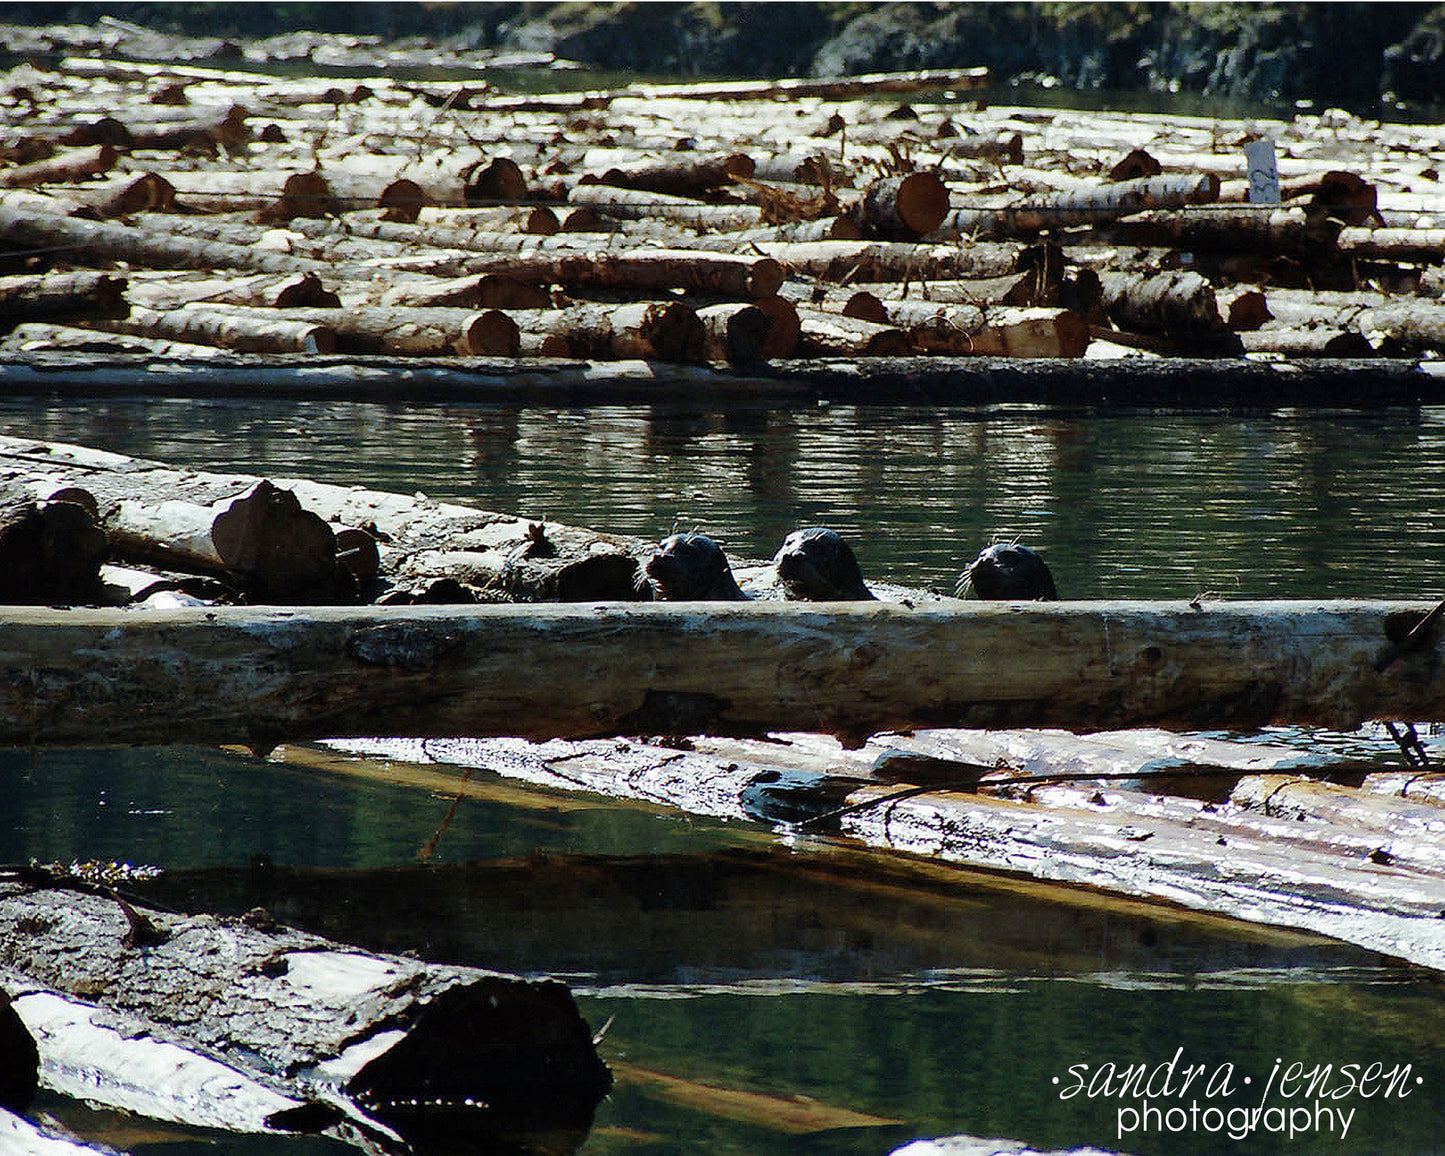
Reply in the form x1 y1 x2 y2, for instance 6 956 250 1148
4 55 1442 365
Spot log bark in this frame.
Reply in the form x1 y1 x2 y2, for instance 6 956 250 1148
1337 227 1445 265
0 272 127 328
98 303 335 354
90 477 345 603
879 300 1089 357
0 879 611 1147
507 301 707 363
852 172 951 239
0 205 329 275
930 173 1219 240
0 497 107 605
0 599 1441 748
123 270 340 309
1097 270 1227 336
0 144 117 188
795 306 912 356
696 302 774 363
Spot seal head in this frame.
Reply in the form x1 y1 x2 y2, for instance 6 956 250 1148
644 533 749 600
956 543 1057 600
773 527 875 601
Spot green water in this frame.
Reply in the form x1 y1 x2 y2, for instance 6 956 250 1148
4 396 1445 1155
6 397 1445 599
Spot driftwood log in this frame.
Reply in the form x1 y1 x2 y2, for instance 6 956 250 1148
0 876 611 1150
0 599 1442 749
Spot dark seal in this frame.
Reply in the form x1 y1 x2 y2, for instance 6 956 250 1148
956 543 1058 600
773 527 875 601
643 533 748 600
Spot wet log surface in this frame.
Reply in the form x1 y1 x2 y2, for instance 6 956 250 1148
1 351 1441 406
0 873 611 1150
321 728 1445 971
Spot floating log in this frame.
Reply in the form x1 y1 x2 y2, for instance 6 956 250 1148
87 477 344 603
853 173 950 239
507 302 707 363
0 272 127 328
123 270 340 310
1337 226 1445 264
795 307 911 357
591 151 754 197
0 877 611 1149
621 68 992 103
261 304 522 357
750 239 1028 282
1097 270 1227 337
0 205 328 276
325 728 1445 971
878 300 1089 357
0 144 117 188
0 438 653 606
696 302 774 363
0 323 223 358
1109 206 1339 254
359 273 552 311
97 303 335 354
0 598 1443 748
931 172 1219 240
0 497 107 605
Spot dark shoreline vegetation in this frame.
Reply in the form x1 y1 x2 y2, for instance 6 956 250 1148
3 1 1445 117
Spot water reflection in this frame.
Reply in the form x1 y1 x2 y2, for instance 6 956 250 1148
4 398 1444 600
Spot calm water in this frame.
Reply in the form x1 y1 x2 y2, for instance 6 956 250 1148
4 394 1445 1156
6 397 1445 600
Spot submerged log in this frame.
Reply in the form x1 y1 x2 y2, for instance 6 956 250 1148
324 729 1445 971
0 599 1442 748
0 877 611 1148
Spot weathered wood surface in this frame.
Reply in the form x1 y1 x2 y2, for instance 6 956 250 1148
323 728 1445 970
0 598 1442 748
0 876 611 1148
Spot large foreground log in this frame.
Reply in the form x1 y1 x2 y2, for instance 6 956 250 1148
0 877 611 1150
0 600 1441 749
